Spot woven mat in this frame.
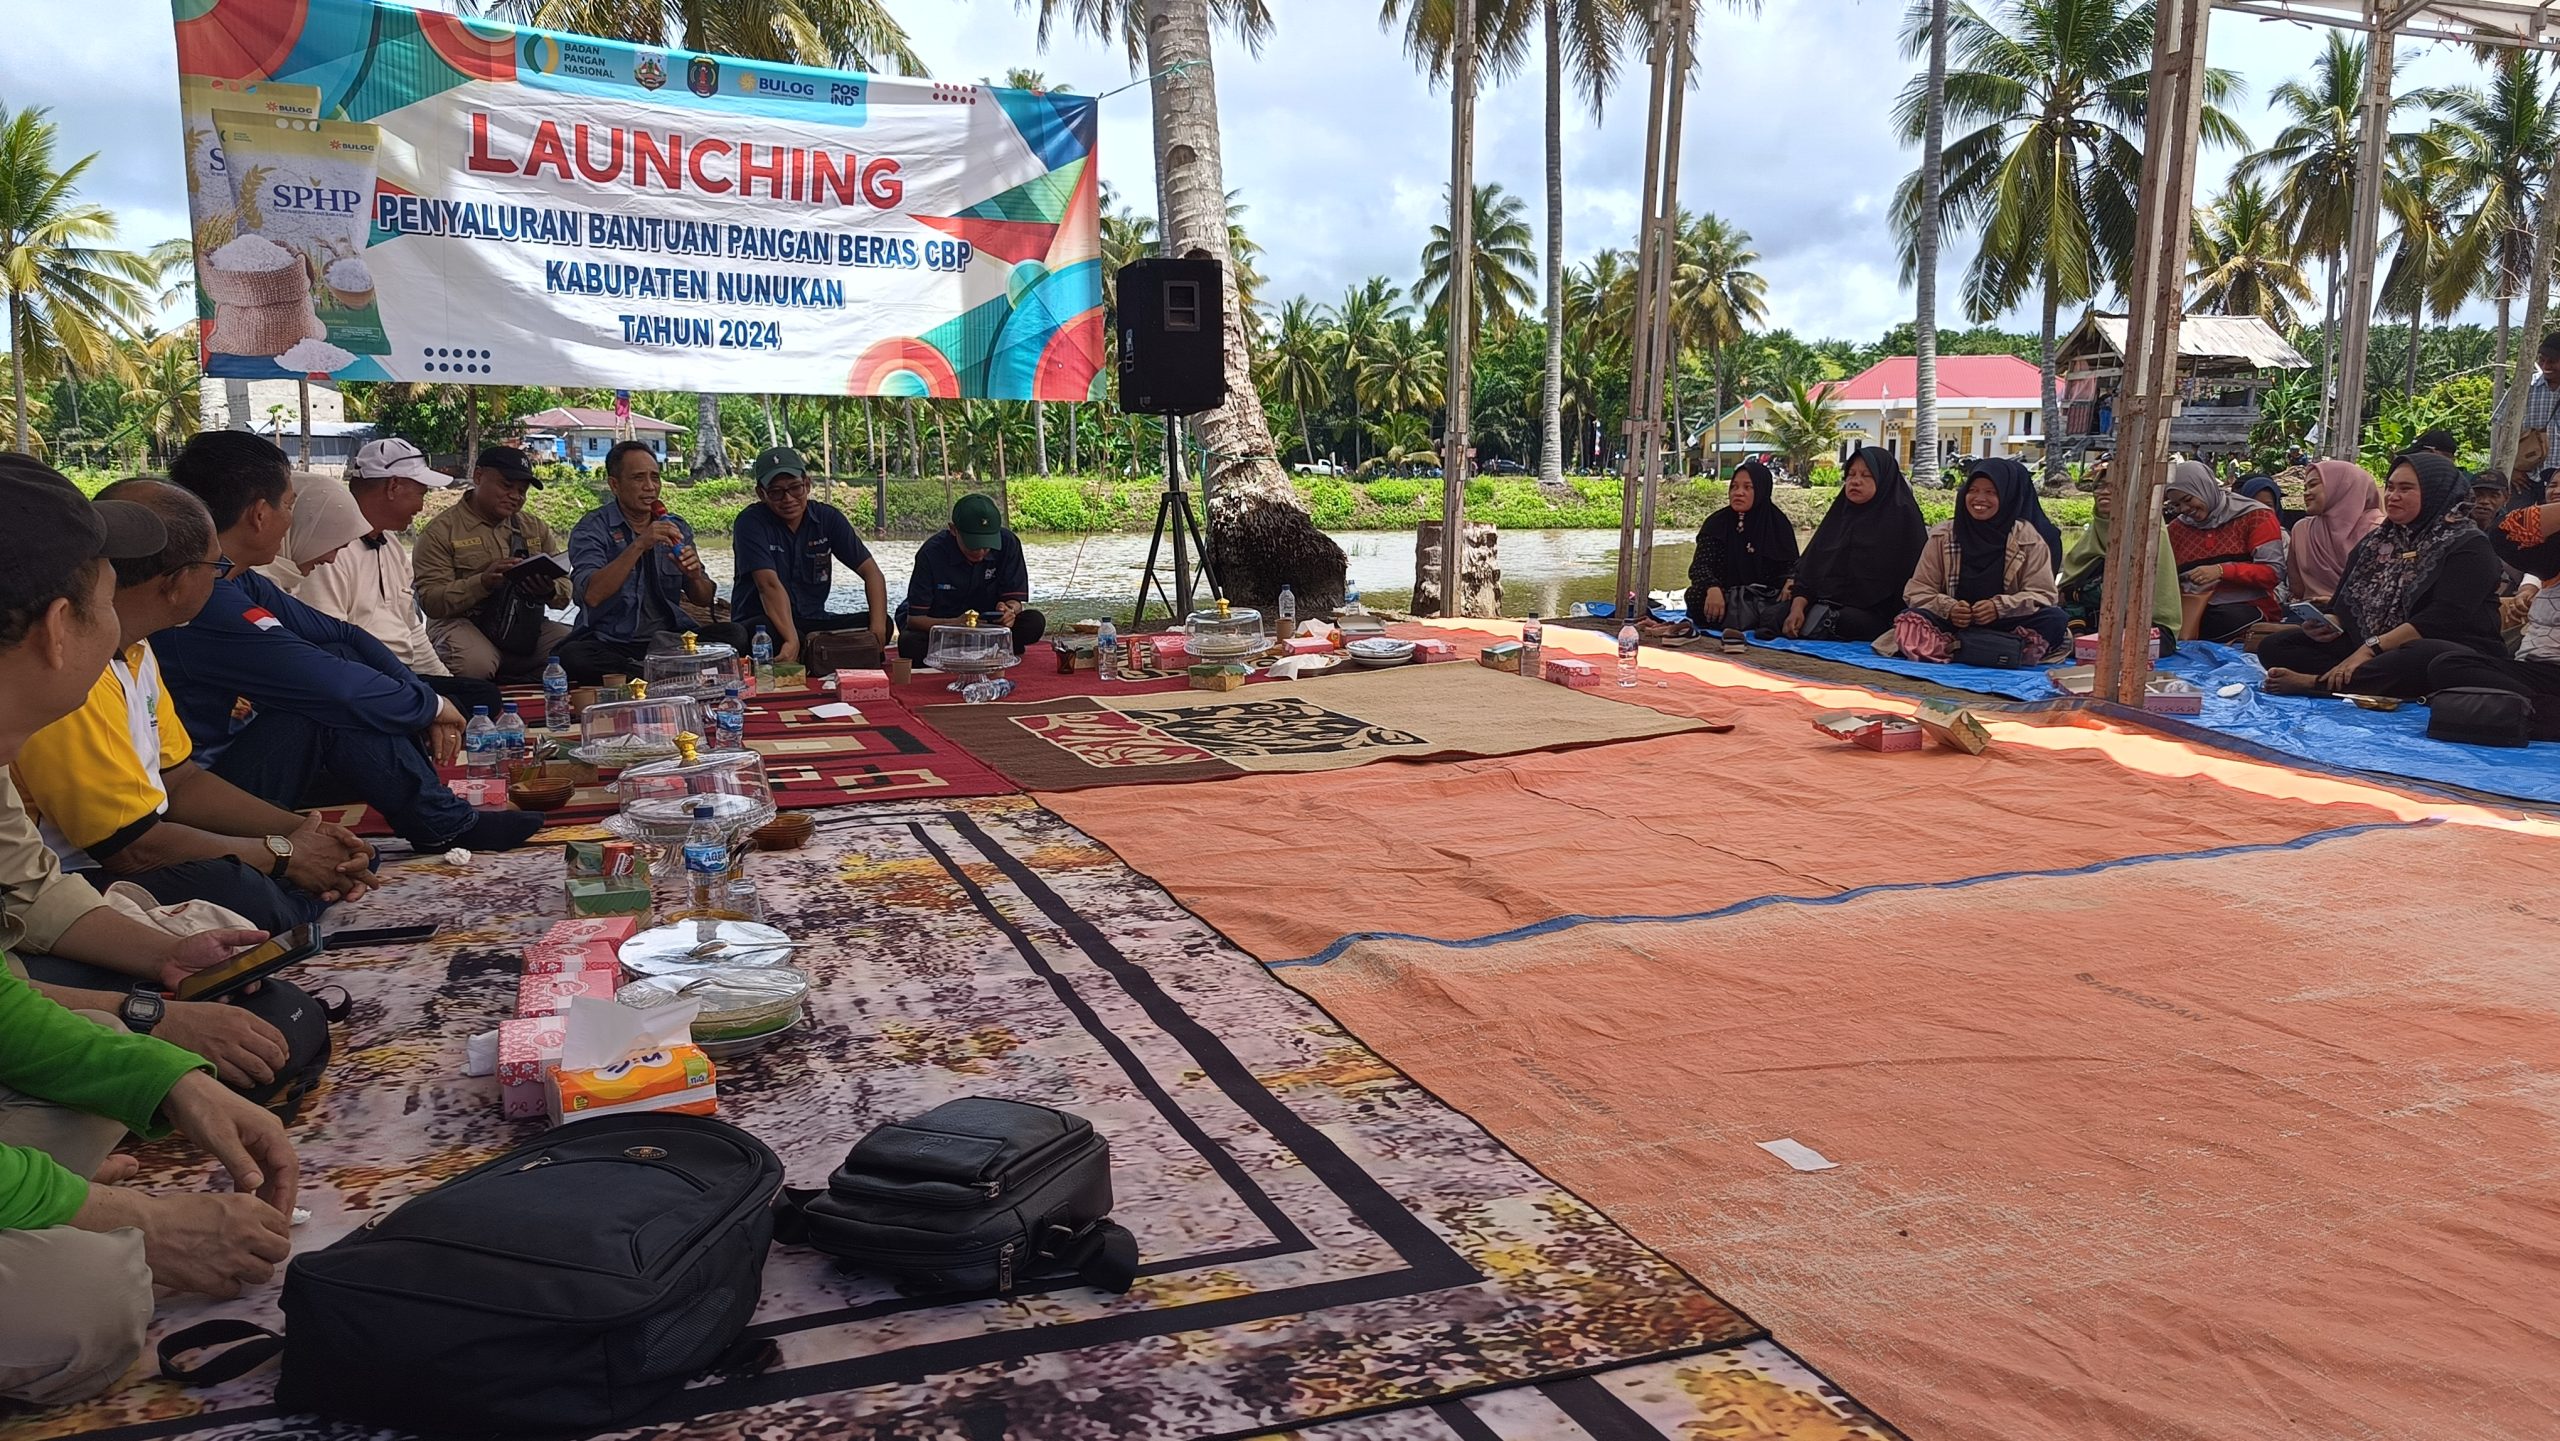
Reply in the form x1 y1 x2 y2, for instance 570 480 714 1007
48 798 1798 1441
916 662 1709 792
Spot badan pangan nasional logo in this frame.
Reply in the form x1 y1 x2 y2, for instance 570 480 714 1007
686 56 719 97
634 53 667 90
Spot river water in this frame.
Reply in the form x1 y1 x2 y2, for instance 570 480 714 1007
684 528 1699 624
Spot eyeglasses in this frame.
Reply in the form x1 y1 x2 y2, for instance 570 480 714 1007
179 557 237 579
764 481 811 499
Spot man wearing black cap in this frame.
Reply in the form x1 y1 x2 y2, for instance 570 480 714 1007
0 453 301 1406
413 445 573 684
731 446 887 664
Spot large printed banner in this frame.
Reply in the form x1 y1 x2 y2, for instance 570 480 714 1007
173 0 1104 399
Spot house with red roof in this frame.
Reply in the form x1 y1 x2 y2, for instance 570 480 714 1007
1814 355 2048 472
515 405 688 471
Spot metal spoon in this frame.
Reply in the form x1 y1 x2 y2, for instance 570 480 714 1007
682 938 806 960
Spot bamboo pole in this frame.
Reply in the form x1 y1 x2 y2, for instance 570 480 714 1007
2491 83 2560 481
1612 0 1677 617
2096 0 2214 704
1631 1 1691 611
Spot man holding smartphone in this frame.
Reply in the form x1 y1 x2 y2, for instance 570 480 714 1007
0 454 298 1406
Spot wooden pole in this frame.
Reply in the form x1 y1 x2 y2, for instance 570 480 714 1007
2329 7 2395 461
1438 0 1478 617
2096 0 2213 704
1612 0 1676 617
1632 1 1691 611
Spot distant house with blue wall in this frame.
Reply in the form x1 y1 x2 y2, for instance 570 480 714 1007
516 406 687 471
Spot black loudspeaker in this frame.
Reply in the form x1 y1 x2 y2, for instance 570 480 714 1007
1117 257 1228 416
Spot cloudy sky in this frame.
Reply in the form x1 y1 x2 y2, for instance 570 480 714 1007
14 0 2498 342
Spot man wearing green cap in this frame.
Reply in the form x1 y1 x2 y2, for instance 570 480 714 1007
731 447 887 664
895 494 1041 664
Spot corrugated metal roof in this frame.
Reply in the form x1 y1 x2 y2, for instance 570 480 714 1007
2081 313 2310 369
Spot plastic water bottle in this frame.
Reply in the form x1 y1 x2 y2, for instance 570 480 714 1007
1617 622 1641 687
683 802 730 915
1096 618 1119 681
711 686 746 750
1521 613 1543 677
1277 586 1297 641
463 706 496 777
541 655 570 734
496 703 527 766
751 626 775 693
961 677 1015 703
1345 586 1363 614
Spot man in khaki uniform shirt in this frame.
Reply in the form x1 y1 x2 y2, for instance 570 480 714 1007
412 446 572 683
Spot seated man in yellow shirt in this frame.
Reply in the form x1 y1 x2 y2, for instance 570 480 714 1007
13 482 374 943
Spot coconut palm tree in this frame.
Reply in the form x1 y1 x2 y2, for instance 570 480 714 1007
1264 297 1335 464
1331 276 1405 466
1357 317 1447 418
2239 33 2420 447
2418 51 2560 422
1763 377 1846 475
1022 0 1338 607
494 0 929 475
1906 0 1951 479
1892 0 2244 483
131 327 203 464
2188 177 2314 329
0 102 155 453
1359 410 1441 475
1666 210 1766 477
2380 129 2471 400
1418 181 1540 346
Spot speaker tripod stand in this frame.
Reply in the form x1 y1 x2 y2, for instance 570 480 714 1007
1131 420 1219 627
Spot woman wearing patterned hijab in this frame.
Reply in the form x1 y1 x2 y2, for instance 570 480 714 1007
2163 460 2288 641
2260 451 2506 697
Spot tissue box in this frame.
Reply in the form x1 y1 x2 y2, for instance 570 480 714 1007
2074 632 2161 663
1188 662 1249 692
567 875 651 920
1478 641 1524 672
1286 636 1336 656
564 840 643 882
834 668 889 703
548 1045 717 1124
497 1016 567 1120
1543 657 1600 688
1411 638 1458 663
517 965 621 1018
1915 705 1992 755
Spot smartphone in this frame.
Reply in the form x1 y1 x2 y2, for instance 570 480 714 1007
174 923 322 1002
324 923 440 949
2284 601 2342 640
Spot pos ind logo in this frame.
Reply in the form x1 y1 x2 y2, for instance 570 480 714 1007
687 56 719 97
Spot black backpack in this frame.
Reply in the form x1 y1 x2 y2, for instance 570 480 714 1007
163 1113 783 1434
773 1097 1138 1295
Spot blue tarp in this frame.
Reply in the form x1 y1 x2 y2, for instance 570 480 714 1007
1733 636 2560 805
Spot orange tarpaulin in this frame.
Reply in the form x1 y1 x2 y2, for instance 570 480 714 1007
1280 822 2560 1441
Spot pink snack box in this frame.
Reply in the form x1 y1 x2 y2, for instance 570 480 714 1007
1145 634 1192 666
2142 679 2204 716
1411 638 1458 662
1854 718 1925 752
2073 632 2161 663
522 939 618 976
1543 657 1600 688
497 1016 567 1120
543 917 639 947
1285 636 1335 656
834 668 890 703
516 964 620 1019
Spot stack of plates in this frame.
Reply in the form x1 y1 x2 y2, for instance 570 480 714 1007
618 967 810 1058
1344 637 1416 669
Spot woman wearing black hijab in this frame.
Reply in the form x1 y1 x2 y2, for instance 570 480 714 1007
1686 459 1798 633
1781 446 1928 641
2259 450 2506 697
1897 458 2068 661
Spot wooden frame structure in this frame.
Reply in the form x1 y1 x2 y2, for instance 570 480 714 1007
1611 0 1692 621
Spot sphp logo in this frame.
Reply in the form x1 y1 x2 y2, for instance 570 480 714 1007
686 56 719 97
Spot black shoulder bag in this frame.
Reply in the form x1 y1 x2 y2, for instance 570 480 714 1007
773 1096 1138 1296
469 519 546 659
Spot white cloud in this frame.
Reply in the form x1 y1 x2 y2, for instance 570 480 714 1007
14 0 2518 346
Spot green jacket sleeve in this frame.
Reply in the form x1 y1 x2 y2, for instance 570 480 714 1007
0 965 208 1230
